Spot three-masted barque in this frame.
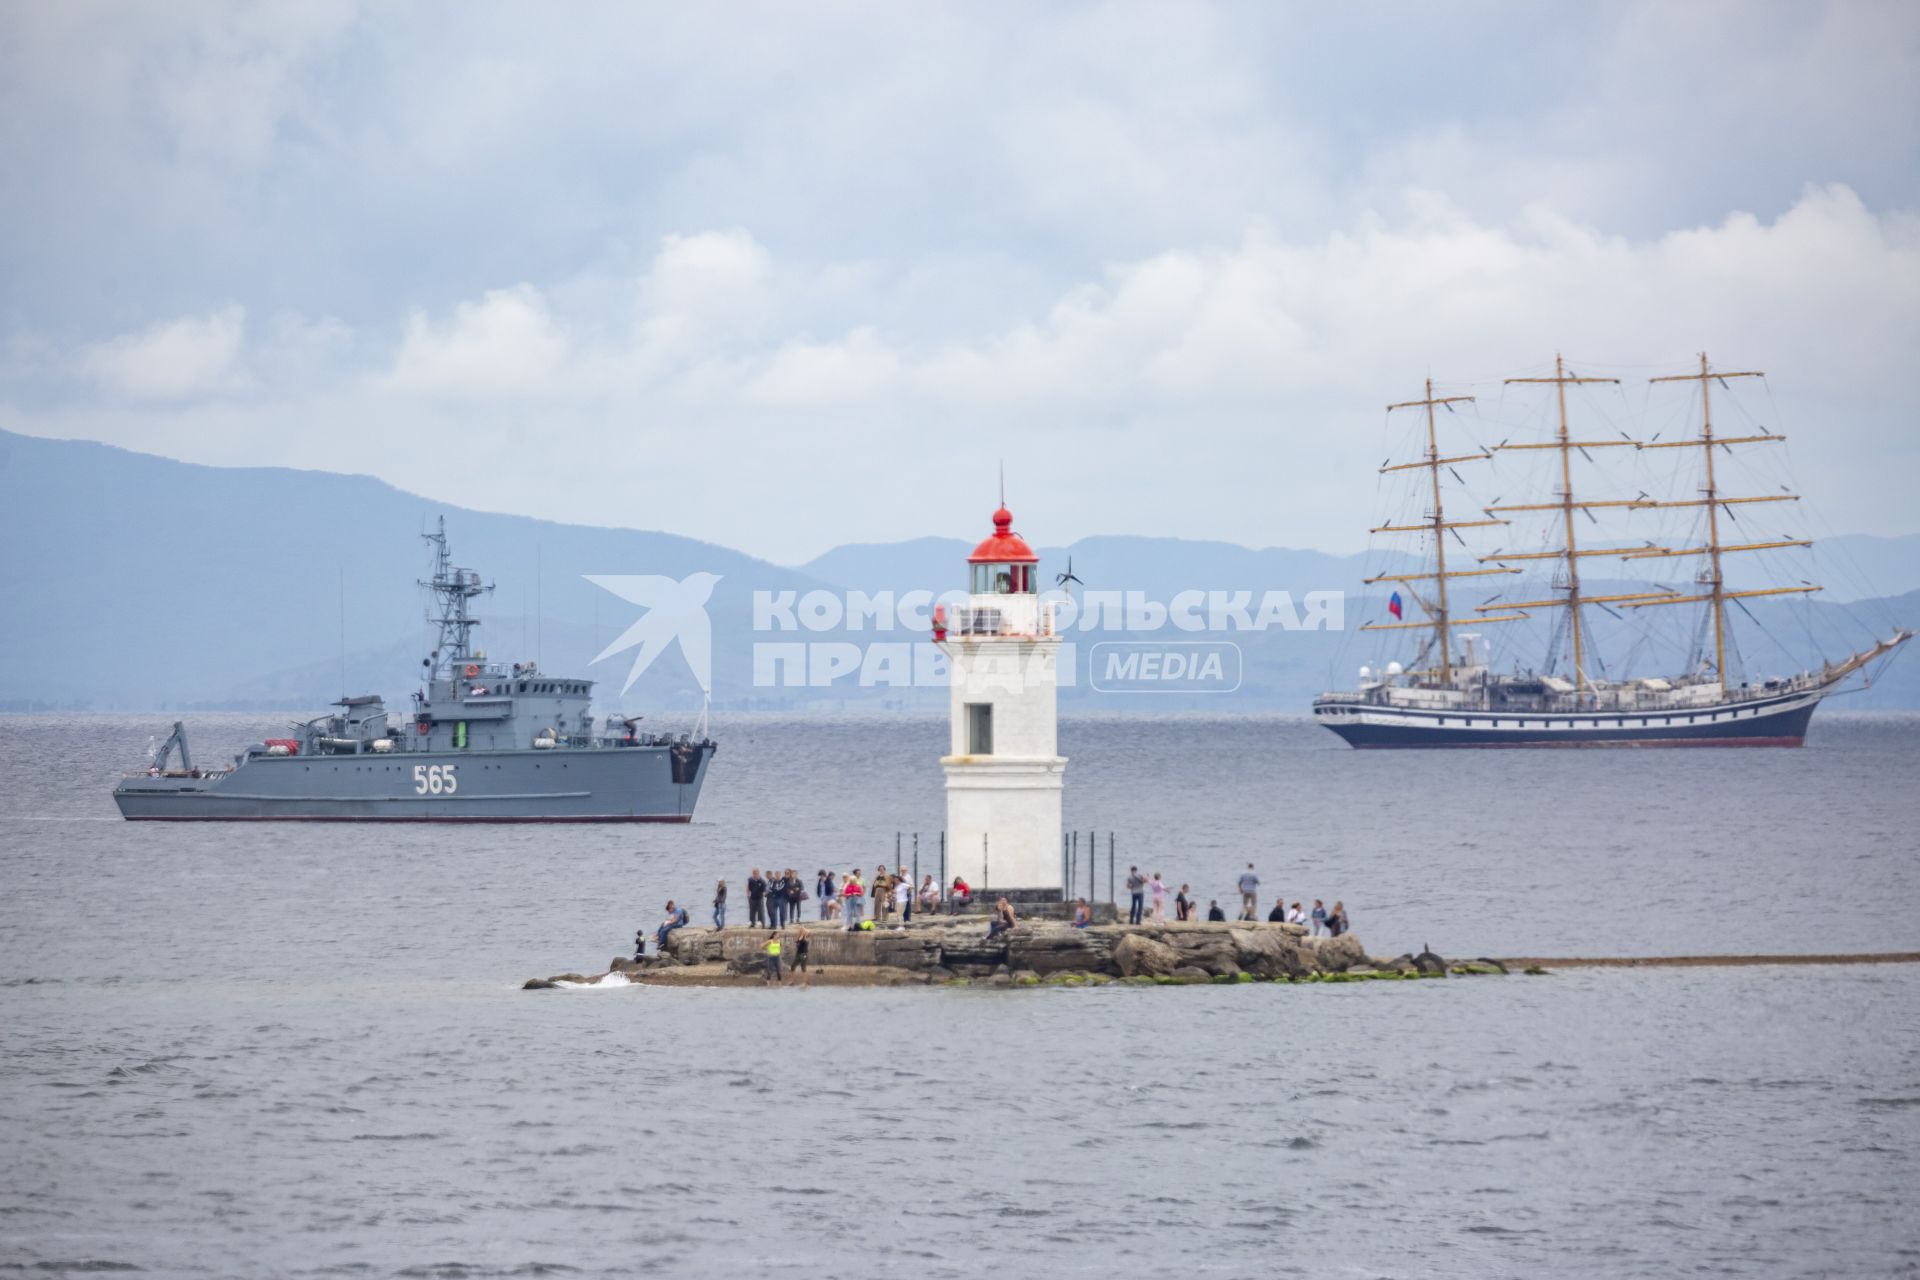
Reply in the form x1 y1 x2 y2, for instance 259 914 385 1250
1313 354 1910 747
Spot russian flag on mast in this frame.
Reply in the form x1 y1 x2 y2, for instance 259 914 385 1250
1388 591 1403 620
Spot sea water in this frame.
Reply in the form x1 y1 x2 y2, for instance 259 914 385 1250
2 713 1916 1276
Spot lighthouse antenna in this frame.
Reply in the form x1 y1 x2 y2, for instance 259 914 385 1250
998 459 1004 509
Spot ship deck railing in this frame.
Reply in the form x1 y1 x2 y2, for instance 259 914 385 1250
1319 673 1819 712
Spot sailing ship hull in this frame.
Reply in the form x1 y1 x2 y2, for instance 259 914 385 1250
112 742 713 821
1313 685 1823 748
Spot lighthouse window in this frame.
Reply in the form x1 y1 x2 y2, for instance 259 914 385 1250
970 563 1032 594
966 702 994 755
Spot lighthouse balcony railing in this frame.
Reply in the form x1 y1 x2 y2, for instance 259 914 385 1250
953 596 1055 638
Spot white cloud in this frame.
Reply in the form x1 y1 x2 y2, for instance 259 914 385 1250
746 327 900 408
79 305 247 400
18 185 1918 562
382 284 571 396
5 3 1919 558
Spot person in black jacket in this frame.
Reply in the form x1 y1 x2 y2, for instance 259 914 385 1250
747 868 768 928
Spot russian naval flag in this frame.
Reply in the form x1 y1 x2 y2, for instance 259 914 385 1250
1388 591 1403 620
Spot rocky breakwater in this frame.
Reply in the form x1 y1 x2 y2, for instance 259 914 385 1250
523 921 1518 989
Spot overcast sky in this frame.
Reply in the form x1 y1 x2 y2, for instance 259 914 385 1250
2 2 1915 562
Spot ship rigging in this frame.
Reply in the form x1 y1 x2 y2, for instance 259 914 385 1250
1315 354 1910 747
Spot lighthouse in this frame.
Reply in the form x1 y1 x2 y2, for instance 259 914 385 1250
935 502 1066 899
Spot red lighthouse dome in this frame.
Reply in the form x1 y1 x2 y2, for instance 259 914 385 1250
967 505 1037 596
968 506 1038 565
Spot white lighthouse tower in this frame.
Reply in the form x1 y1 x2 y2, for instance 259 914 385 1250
935 502 1066 899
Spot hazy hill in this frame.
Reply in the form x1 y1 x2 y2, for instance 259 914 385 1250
2 428 1914 714
0 428 840 717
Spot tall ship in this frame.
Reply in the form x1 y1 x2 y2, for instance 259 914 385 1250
113 520 717 819
1314 354 1910 747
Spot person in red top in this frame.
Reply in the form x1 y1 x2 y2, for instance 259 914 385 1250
841 871 865 931
949 876 971 915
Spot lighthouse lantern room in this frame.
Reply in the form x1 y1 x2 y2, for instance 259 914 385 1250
937 503 1066 899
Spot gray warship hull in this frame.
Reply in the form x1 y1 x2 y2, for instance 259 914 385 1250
113 742 712 822
112 519 718 822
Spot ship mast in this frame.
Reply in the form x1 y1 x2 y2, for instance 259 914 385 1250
1620 354 1815 684
419 517 492 678
1363 380 1525 675
1494 356 1628 695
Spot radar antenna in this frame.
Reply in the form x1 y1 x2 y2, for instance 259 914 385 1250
419 516 492 680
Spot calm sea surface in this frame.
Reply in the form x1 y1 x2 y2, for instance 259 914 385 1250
2 712 1917 1277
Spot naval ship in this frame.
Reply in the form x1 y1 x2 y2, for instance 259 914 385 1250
1313 354 1910 748
113 520 716 819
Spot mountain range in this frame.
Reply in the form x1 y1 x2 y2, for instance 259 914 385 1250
3 427 1915 716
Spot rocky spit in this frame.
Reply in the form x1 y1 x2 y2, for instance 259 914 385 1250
523 920 1520 989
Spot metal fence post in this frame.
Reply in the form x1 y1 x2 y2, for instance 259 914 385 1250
1109 833 1116 912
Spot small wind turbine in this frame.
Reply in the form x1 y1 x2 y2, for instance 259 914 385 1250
1055 555 1083 603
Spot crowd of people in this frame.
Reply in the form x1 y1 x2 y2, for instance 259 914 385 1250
1121 862 1350 935
648 859 1348 975
702 865 986 933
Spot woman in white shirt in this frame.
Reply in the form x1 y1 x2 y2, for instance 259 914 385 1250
1149 872 1168 922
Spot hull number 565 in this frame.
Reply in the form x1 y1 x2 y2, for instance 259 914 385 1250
413 764 459 795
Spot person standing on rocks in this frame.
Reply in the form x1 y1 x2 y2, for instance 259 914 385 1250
1331 901 1350 937
747 868 768 929
1149 872 1168 922
1237 863 1260 919
1311 899 1327 936
842 870 865 930
712 879 727 929
871 865 892 923
790 925 811 986
1175 883 1193 921
767 871 786 930
816 869 835 920
895 867 913 923
786 869 806 927
1126 866 1146 925
1288 902 1306 926
1267 897 1288 923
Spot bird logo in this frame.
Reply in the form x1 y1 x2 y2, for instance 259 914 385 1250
585 572 722 696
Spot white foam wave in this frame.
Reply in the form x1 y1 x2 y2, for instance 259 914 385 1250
554 971 632 989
